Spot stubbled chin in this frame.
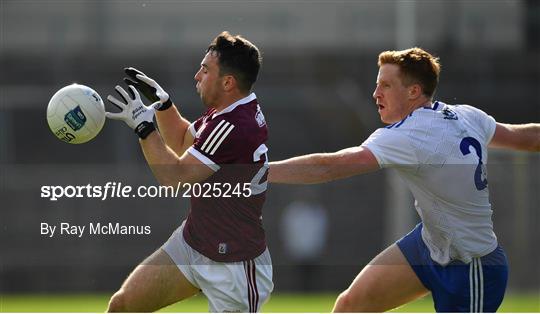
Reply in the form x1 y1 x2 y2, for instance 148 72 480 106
378 110 388 124
380 115 397 125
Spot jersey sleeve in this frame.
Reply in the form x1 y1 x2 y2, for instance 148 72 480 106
188 115 205 137
361 128 419 169
188 122 197 137
459 105 497 144
187 118 238 171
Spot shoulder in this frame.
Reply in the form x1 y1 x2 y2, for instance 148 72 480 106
192 108 217 131
193 100 267 158
361 131 418 169
450 104 488 118
434 101 497 144
445 102 496 126
439 102 496 126
224 99 263 122
192 117 236 157
220 100 268 137
391 102 490 129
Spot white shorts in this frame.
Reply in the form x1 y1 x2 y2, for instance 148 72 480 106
162 221 273 312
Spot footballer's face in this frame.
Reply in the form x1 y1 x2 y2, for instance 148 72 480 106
373 64 413 124
194 51 224 108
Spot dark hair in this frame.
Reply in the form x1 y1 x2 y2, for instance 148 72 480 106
207 31 262 92
378 47 441 99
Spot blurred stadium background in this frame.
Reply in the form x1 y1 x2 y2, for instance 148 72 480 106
1 0 539 311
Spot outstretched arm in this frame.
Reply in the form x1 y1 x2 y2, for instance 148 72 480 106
489 123 540 152
269 146 380 185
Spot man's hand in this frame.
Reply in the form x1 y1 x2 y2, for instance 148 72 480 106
124 67 173 111
106 85 156 139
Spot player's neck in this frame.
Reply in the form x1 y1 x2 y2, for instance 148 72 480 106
213 91 250 113
409 98 432 113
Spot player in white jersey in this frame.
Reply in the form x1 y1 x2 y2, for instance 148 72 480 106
269 47 539 312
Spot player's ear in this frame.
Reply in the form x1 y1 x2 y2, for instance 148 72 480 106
408 84 422 100
222 75 237 92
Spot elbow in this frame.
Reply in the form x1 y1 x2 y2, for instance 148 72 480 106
516 140 540 152
528 144 540 152
154 175 180 188
532 139 540 152
151 161 185 187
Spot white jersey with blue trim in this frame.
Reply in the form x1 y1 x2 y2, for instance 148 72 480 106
362 101 498 265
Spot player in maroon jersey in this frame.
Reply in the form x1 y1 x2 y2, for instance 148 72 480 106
105 32 272 312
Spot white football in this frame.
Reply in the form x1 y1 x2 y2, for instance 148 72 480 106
47 84 106 144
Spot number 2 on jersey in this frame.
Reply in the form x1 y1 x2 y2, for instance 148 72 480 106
250 144 269 195
459 137 488 190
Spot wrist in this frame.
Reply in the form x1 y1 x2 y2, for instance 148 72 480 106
155 99 173 111
134 121 156 139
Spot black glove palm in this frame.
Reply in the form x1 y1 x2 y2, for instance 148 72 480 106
123 67 173 111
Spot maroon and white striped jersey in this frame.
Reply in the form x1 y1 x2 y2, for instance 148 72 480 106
184 93 269 262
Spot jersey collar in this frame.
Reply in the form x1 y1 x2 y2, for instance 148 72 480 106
212 93 257 119
422 101 440 110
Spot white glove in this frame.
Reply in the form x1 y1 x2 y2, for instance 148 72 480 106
106 85 157 139
124 67 173 111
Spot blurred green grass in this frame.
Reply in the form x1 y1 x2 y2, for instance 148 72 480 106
1 291 538 312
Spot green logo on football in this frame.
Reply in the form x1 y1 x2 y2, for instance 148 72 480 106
64 106 87 131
